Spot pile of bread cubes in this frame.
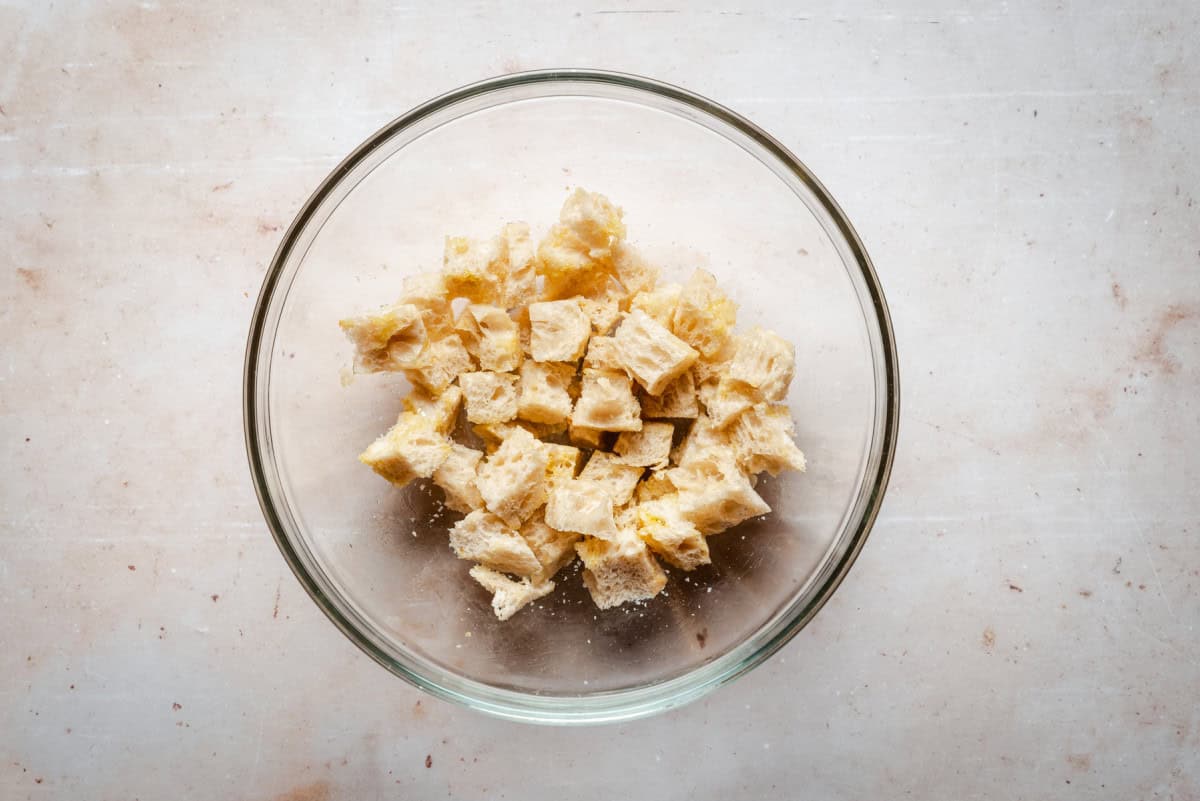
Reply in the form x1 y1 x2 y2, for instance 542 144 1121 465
340 189 806 620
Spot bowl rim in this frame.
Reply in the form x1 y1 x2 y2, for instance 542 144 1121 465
243 68 900 725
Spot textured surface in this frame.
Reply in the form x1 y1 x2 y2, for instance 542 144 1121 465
2 2 1198 799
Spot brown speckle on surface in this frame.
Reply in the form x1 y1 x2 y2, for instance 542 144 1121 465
128 565 136 571
273 582 281 619
211 181 233 192
1111 282 1127 309
696 627 708 648
210 594 219 602
1138 583 1147 590
17 268 43 291
982 626 996 652
1134 303 1198 375
1078 589 1093 598
1007 582 1024 593
257 219 282 235
270 780 331 801
172 702 182 711
34 778 43 784
1112 557 1122 574
425 754 432 768
1066 753 1092 771
412 699 425 719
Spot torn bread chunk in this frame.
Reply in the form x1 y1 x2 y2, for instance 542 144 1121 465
672 269 737 358
443 235 506 303
578 451 643 507
449 510 541 575
528 299 591 362
559 188 626 258
340 303 428 373
358 412 451 487
614 422 674 469
728 327 795 403
474 427 548 527
432 442 485 513
640 371 698 419
455 304 523 373
572 369 642 432
577 295 621 336
690 336 736 387
611 241 659 299
399 271 455 337
459 371 520 425
404 332 475 393
672 453 771 534
545 479 618 540
614 309 699 396
402 384 463 435
569 422 605 450
469 565 555 621
671 413 728 470
728 403 807 476
517 360 574 424
583 335 623 372
630 282 682 328
542 443 583 492
635 469 677 504
696 377 756 428
636 497 711 571
576 527 667 609
501 222 538 309
520 513 582 581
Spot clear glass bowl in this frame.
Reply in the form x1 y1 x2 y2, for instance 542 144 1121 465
244 70 899 724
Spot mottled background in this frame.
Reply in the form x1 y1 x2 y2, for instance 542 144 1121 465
2 2 1198 799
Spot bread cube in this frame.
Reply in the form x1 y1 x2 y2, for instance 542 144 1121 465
459 371 520 425
402 383 463 435
542 443 583 491
536 223 596 286
572 369 642 432
528 299 591 362
473 420 564 453
443 235 506 303
728 403 807 476
404 332 475 393
672 453 770 534
569 422 606 450
559 188 625 257
696 377 756 428
432 442 485 513
691 337 736 386
577 295 622 335
614 309 699 396
469 565 555 621
475 427 548 526
358 412 451 488
545 479 618 540
339 303 428 373
728 327 795 402
578 451 643 506
455 304 523 372
672 269 737 358
501 221 538 309
640 370 698 419
635 469 677 504
670 413 727 470
520 513 581 581
629 282 681 328
611 241 659 298
575 528 667 609
583 335 623 372
517 360 574 425
614 422 674 469
449 510 541 575
399 271 454 337
636 497 711 571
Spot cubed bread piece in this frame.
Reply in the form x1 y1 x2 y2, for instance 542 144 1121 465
670 413 727 469
569 422 606 449
572 369 642 432
577 295 621 335
520 513 581 581
545 479 618 540
559 188 625 257
696 377 756 428
358 412 451 487
640 370 699 419
528 299 591 362
339 303 428 373
449 510 541 575
672 269 737 358
576 528 667 610
517 360 574 424
583 336 623 372
578 451 643 506
473 420 563 453
404 333 475 393
455 304 523 372
399 271 454 337
402 384 463 435
432 442 485 513
690 337 736 386
728 403 807 476
635 469 677 503
511 305 534 357
629 282 681 327
614 422 674 469
469 565 555 621
443 235 506 303
614 309 699 396
611 241 659 298
727 327 795 402
672 453 771 534
636 497 711 571
459 371 520 425
542 443 583 491
474 427 548 526
501 222 538 309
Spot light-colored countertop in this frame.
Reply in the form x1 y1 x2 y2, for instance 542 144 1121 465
2 2 1197 799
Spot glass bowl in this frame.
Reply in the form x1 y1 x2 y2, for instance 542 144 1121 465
244 70 899 724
